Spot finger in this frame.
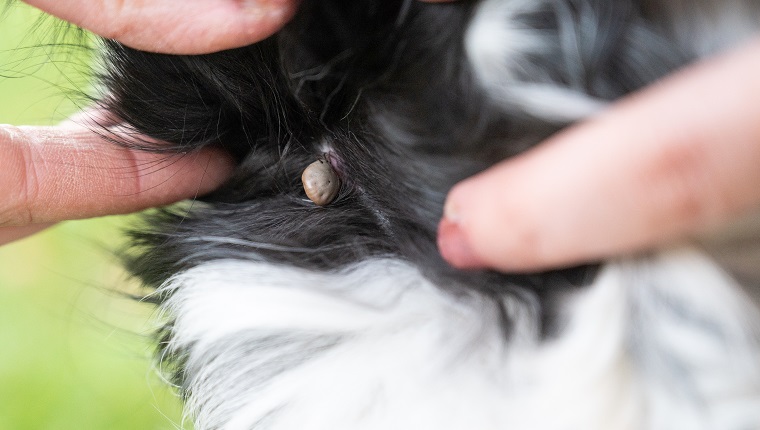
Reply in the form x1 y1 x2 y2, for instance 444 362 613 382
438 38 760 272
0 125 234 226
0 223 54 246
23 0 299 54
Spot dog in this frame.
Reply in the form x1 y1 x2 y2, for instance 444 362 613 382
96 0 760 428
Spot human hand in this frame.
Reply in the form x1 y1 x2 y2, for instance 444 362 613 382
23 0 300 54
4 0 463 247
23 0 458 55
438 38 760 272
4 0 300 244
0 115 233 245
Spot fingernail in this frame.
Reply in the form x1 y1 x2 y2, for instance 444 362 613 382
443 197 461 223
241 0 292 16
437 217 484 269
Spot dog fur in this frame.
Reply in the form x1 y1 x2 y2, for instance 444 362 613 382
96 1 760 428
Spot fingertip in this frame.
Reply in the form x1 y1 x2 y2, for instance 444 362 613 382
153 0 301 54
25 0 302 54
190 147 237 194
437 216 486 269
206 0 301 53
438 178 491 269
438 159 562 273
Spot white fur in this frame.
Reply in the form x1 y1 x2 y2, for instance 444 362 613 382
156 248 760 430
465 0 607 122
153 2 760 428
465 0 760 123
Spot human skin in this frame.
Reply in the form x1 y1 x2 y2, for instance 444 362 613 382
0 123 234 232
438 38 760 272
1 0 302 244
23 0 301 54
5 0 760 274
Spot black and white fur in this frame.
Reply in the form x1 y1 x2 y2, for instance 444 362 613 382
96 1 760 429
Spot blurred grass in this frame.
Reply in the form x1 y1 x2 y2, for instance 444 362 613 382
0 3 186 429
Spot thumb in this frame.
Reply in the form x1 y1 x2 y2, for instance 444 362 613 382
438 38 760 272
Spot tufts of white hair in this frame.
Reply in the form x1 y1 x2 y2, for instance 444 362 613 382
156 248 760 430
465 0 607 122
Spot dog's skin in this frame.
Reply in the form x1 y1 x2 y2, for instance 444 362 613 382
96 1 760 428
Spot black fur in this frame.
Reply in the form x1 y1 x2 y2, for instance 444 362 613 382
99 0 695 390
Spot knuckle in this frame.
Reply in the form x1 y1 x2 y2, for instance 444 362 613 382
0 127 39 225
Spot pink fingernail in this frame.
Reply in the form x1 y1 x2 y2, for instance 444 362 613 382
437 217 484 269
241 0 292 11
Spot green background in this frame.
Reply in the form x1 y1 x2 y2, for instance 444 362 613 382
0 3 186 429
